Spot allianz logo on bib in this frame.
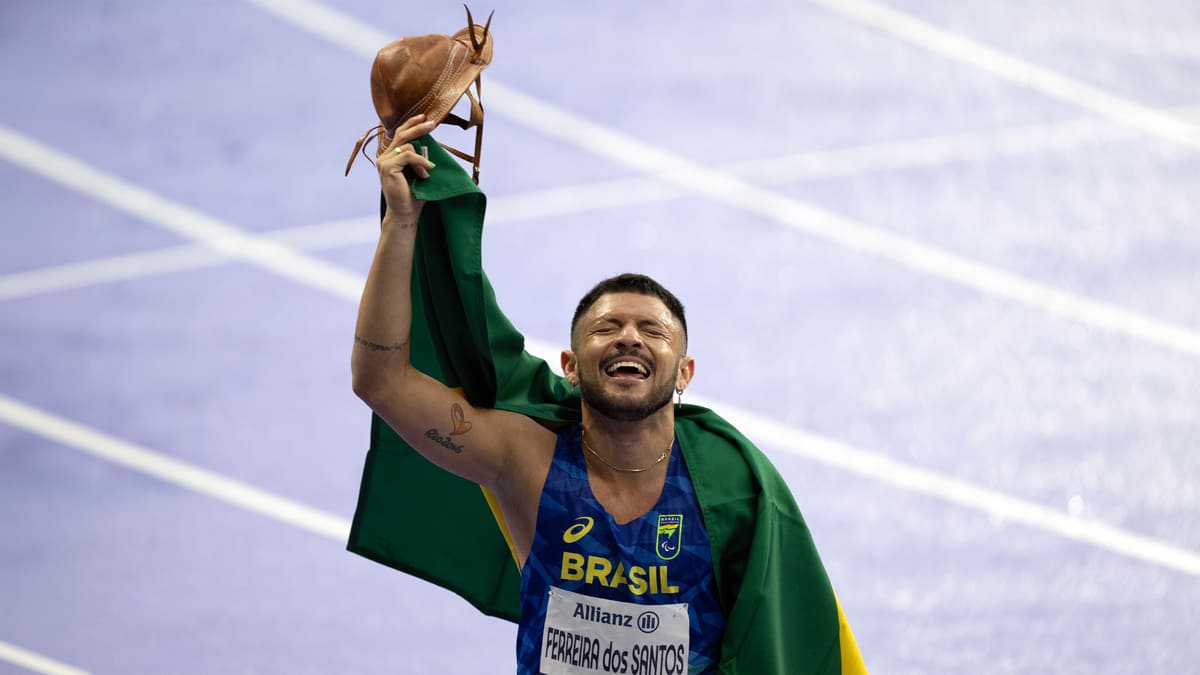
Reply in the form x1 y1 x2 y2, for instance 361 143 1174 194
574 601 633 628
573 602 662 635
636 611 660 634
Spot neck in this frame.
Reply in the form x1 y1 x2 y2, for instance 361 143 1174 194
579 406 676 478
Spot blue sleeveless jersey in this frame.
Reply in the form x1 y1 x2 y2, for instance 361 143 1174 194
517 424 725 674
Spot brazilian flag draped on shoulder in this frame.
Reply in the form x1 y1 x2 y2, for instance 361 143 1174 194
348 136 867 674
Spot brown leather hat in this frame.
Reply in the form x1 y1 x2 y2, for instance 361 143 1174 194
346 8 493 182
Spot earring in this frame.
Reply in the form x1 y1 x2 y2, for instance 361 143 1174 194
676 387 684 409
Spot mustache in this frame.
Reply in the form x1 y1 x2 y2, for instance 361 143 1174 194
601 347 652 373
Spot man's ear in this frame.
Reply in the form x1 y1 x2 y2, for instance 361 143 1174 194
675 355 695 392
561 349 578 385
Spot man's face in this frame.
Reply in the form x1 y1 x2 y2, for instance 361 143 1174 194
568 292 690 422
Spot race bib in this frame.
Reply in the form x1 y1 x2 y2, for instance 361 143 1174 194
539 586 689 675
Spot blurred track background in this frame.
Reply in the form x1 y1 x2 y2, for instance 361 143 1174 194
2 1 1198 673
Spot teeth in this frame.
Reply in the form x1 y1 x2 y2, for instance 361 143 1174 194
606 360 648 376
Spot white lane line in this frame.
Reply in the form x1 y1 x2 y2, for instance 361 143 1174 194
4 103 1194 302
9 152 1200 361
0 244 228 300
0 394 352 541
0 641 89 675
703 395 1200 577
0 126 363 304
244 0 387 57
726 101 1197 181
245 0 387 54
0 96 1188 301
731 116 1133 182
809 0 1200 150
242 1 1200 358
0 178 673 300
481 86 1200 358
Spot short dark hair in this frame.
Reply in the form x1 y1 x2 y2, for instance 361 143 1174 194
571 273 688 345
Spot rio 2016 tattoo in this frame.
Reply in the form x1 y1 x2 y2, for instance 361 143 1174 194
424 403 473 454
425 428 465 454
354 335 409 352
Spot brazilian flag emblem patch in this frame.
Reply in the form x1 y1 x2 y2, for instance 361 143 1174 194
655 514 682 561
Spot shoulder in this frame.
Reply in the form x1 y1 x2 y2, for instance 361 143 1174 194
675 406 807 546
675 406 792 495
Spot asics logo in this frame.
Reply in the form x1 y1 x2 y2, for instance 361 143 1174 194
563 516 594 543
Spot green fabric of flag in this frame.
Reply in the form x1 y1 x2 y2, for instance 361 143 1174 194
347 136 864 673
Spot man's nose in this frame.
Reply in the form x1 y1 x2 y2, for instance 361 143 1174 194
615 325 643 348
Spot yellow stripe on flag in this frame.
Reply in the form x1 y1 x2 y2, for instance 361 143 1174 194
837 596 868 673
481 485 520 568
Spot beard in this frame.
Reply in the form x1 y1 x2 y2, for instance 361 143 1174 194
578 374 676 422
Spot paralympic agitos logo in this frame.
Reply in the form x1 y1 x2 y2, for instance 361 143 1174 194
655 514 682 561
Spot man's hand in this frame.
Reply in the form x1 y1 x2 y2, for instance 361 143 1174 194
378 115 438 226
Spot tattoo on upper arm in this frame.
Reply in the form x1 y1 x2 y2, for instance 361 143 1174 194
424 428 465 453
448 403 473 435
355 335 410 351
423 403 473 454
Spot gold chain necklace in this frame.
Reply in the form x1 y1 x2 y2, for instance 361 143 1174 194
581 429 672 473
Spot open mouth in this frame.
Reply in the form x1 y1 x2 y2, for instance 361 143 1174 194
603 359 650 380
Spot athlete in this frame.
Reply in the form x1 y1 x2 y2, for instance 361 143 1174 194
351 110 871 673
352 115 724 673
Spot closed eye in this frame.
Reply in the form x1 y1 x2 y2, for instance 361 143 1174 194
640 324 669 339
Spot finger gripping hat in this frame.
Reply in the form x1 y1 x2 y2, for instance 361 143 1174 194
346 6 493 183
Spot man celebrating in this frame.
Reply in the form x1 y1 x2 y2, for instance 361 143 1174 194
346 14 865 674
350 117 865 673
357 112 726 671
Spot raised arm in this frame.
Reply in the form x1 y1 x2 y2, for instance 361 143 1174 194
351 115 553 495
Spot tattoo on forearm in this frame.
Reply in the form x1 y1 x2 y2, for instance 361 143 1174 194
355 335 410 352
423 404 473 455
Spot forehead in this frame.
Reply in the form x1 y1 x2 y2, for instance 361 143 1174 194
581 292 678 327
